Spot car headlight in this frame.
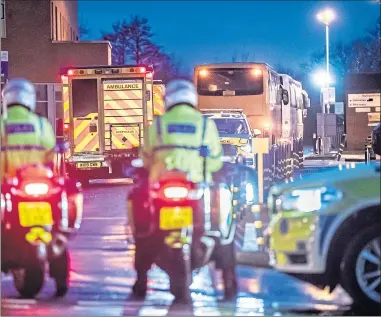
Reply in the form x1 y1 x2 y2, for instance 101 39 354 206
240 144 252 153
280 187 343 213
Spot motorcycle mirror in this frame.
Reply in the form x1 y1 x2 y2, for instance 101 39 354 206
131 158 143 168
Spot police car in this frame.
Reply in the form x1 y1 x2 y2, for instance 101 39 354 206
201 109 254 165
265 162 381 310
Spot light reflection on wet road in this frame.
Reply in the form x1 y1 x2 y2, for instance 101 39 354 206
1 181 358 316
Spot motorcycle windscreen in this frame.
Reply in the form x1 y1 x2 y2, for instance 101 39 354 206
71 79 100 153
103 79 143 150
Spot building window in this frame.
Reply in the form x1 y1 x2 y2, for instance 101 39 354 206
60 12 62 40
55 6 58 40
51 2 53 39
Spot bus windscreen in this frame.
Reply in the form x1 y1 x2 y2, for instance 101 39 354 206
197 68 264 96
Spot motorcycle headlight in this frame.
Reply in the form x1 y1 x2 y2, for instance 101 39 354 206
240 144 252 153
281 187 343 213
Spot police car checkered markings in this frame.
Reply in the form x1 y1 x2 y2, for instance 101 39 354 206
5 123 35 134
167 124 196 134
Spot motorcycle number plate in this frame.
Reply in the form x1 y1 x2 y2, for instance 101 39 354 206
76 162 102 169
18 202 53 227
159 207 193 230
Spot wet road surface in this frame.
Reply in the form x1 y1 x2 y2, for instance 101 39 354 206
1 180 364 316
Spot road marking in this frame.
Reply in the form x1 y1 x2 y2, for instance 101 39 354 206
1 304 31 309
76 300 146 307
1 299 36 304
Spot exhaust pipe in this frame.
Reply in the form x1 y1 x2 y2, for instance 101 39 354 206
50 233 68 257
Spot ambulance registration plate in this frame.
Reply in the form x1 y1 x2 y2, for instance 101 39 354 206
76 162 102 169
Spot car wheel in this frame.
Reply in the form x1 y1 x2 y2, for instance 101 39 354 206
340 224 380 311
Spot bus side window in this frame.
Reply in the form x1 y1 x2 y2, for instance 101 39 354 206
290 83 297 108
269 70 280 106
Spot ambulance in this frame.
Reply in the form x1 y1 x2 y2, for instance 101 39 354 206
59 65 164 184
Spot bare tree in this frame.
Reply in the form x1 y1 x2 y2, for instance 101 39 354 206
78 17 90 40
102 20 130 65
125 15 160 64
231 50 238 63
241 51 250 62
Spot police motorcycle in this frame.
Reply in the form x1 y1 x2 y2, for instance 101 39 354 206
1 140 84 298
125 144 257 303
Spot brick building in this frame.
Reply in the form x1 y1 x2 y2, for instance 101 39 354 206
2 0 111 83
1 0 112 125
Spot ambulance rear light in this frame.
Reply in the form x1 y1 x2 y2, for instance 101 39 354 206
67 70 74 76
64 123 70 130
139 67 146 73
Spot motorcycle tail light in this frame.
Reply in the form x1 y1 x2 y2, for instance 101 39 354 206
1 193 5 220
24 183 49 196
158 184 203 201
164 186 189 199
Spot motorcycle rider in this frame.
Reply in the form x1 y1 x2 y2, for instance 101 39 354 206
1 78 56 181
130 79 224 298
1 79 70 297
142 79 223 183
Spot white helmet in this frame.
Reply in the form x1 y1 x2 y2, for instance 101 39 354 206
2 78 36 115
164 79 198 111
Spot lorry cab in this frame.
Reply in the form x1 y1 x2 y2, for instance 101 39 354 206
200 109 254 165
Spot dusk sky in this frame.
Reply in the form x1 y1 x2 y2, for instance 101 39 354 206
79 0 380 74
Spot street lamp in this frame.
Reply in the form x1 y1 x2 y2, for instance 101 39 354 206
317 8 336 113
316 8 336 154
313 70 334 88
